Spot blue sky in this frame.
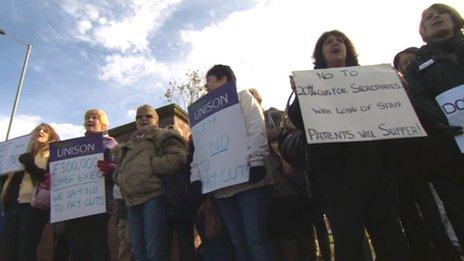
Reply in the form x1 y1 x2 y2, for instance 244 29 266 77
1 0 463 140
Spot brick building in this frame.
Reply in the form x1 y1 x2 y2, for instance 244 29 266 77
109 103 191 142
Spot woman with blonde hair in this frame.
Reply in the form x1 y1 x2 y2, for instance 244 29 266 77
2 123 60 261
65 108 118 261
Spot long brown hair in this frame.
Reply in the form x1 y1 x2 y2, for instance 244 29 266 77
312 30 359 69
28 123 60 156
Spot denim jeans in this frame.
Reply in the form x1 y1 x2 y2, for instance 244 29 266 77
128 196 169 261
216 186 272 261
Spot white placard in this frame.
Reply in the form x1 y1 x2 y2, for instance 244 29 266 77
436 84 464 153
293 64 426 144
0 134 32 175
49 135 106 223
188 82 249 193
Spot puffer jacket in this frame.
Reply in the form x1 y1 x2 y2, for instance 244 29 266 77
112 126 187 207
406 33 464 167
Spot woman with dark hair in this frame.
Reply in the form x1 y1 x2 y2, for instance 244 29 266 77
288 30 409 261
2 123 60 261
312 30 359 69
190 64 273 261
406 3 464 250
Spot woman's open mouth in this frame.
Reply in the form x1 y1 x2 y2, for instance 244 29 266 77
330 46 341 54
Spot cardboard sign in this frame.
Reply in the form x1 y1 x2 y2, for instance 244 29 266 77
436 84 464 153
293 64 426 144
188 82 249 193
49 134 105 223
0 134 32 175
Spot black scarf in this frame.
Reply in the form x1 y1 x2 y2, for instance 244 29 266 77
422 33 464 64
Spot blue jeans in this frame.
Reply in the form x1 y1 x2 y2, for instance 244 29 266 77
128 196 169 261
216 186 272 261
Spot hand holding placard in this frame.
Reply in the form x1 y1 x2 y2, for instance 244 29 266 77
188 82 250 193
97 160 115 176
293 64 426 144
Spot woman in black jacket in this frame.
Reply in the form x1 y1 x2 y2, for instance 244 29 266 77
406 3 464 249
288 30 409 261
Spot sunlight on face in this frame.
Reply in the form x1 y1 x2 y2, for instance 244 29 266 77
135 113 157 132
35 126 50 143
205 75 227 92
84 113 104 133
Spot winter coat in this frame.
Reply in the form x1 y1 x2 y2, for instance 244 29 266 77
112 126 187 207
406 33 464 168
288 96 391 174
264 107 305 197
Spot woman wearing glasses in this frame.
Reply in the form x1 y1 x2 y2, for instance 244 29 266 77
113 104 188 261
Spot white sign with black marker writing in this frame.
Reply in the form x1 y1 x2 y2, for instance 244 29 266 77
188 82 249 193
49 134 105 223
293 64 426 144
0 134 32 175
436 84 464 153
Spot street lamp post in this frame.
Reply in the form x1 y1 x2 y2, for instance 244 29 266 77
0 27 32 141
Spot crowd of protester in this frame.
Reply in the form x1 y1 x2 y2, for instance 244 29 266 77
1 3 464 261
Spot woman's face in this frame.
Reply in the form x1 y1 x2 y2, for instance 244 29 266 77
322 34 347 68
422 8 454 41
136 113 157 133
205 75 227 92
84 113 104 133
36 126 50 143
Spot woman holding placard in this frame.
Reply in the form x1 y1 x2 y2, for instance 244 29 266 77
64 109 118 261
190 65 273 261
1 123 59 261
406 3 464 250
287 30 409 260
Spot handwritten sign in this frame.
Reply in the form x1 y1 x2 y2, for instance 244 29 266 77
49 134 105 223
0 134 32 175
292 64 426 144
436 84 464 153
188 82 249 193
